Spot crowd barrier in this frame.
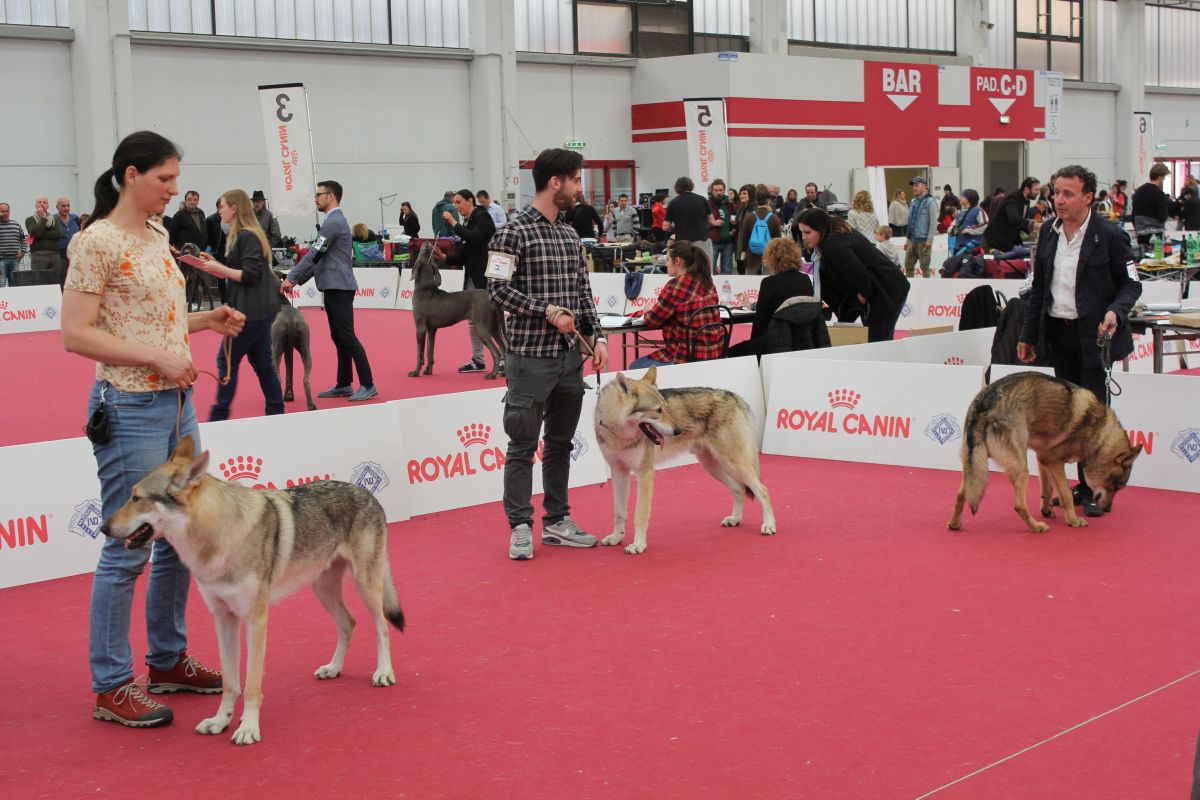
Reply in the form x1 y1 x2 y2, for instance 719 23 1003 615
0 284 63 334
0 356 763 590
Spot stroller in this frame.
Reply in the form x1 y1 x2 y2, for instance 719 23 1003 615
818 184 850 219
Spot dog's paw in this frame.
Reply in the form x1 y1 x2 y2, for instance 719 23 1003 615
485 373 498 380
231 722 261 746
314 664 341 680
601 532 624 547
195 714 231 736
1067 517 1089 529
721 515 741 528
306 403 317 411
760 523 776 536
947 519 962 531
371 669 396 687
283 390 295 402
1028 521 1050 533
421 367 432 376
624 541 646 555
1040 506 1055 518
407 370 421 378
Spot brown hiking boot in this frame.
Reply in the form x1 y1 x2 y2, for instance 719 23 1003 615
147 653 223 694
94 679 174 728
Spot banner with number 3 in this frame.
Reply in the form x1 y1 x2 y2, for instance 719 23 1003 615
258 83 317 219
683 99 729 192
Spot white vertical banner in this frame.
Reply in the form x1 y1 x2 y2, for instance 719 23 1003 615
1042 71 1062 142
1133 112 1154 186
682 98 729 191
258 83 317 218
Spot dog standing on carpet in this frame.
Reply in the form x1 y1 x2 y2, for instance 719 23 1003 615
271 294 317 410
100 435 405 745
594 367 776 554
408 242 507 379
947 371 1142 533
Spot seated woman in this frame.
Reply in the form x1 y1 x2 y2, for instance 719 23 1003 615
728 238 827 357
949 188 987 256
795 207 910 343
629 240 721 369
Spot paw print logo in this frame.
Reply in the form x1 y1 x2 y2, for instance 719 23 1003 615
944 356 965 365
219 455 264 482
1171 429 1200 463
924 413 962 445
827 388 861 409
457 423 491 447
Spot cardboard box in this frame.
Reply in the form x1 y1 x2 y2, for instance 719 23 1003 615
906 325 955 337
827 324 869 346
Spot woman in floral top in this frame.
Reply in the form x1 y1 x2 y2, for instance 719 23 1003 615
630 240 722 368
61 131 245 729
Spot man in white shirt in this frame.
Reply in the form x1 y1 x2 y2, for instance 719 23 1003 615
477 189 507 229
1018 164 1142 516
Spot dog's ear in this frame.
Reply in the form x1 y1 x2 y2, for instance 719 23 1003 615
171 434 196 462
615 372 631 394
170 450 211 494
1118 442 1143 465
643 365 658 385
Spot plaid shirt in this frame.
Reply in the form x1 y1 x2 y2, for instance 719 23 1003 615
488 205 602 358
642 274 721 363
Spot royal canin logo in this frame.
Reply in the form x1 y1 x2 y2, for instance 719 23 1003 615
777 389 912 438
0 298 37 322
0 513 49 550
408 421 544 484
218 454 331 489
354 287 375 298
1128 430 1154 456
736 289 760 306
0 301 7 309
944 356 965 365
927 293 968 318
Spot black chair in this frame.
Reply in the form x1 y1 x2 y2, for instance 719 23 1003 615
686 304 733 361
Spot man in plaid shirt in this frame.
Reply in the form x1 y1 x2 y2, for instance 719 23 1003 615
489 149 609 561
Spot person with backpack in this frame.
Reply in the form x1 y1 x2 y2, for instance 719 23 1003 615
738 188 781 275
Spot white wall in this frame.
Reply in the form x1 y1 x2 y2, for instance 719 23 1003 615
1145 92 1200 164
0 39 78 211
1044 86 1118 184
514 63 633 161
129 43 472 239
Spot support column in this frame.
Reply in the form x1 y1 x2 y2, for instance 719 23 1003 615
69 0 135 203
955 0 989 66
468 0 519 210
748 0 786 56
1113 0 1147 185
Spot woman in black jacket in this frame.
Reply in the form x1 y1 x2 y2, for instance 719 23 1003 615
728 238 824 356
795 207 910 342
442 189 497 372
399 201 421 237
196 189 285 419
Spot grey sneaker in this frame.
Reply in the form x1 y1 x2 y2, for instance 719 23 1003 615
542 517 598 548
508 524 533 560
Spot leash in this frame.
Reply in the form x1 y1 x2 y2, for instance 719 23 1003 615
173 334 234 439
1097 330 1121 405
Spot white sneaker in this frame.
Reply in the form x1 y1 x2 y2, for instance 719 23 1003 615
508 524 533 560
542 517 598 548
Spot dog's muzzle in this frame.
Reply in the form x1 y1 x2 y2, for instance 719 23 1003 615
638 423 664 446
124 523 155 549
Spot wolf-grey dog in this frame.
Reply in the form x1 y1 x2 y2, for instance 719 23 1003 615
271 295 317 410
408 242 507 379
101 435 405 745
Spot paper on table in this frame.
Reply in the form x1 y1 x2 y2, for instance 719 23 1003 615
599 315 637 327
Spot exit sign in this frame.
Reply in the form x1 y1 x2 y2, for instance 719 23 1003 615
564 140 586 149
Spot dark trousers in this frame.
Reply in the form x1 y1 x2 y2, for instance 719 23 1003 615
323 289 374 388
501 348 585 529
867 305 904 343
209 316 284 421
1048 317 1108 488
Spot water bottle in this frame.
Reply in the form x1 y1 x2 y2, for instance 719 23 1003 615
1153 234 1164 261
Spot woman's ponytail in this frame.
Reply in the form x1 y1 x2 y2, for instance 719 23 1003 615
86 168 119 230
85 132 182 229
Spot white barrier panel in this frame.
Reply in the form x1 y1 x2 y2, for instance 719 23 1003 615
902 327 996 367
0 436 106 589
763 360 986 471
590 272 624 314
0 284 63 334
284 281 323 308
352 267 401 309
198 402 410 523
394 267 464 311
587 273 766 314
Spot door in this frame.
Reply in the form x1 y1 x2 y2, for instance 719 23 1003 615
983 141 1023 196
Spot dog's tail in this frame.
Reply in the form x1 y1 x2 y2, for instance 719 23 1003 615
380 557 406 632
961 404 991 516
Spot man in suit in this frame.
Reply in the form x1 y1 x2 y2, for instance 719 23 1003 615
282 180 377 402
1017 164 1142 516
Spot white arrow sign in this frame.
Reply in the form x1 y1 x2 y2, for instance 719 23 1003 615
888 94 918 111
988 97 1015 115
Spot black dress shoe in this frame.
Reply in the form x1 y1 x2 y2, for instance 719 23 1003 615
1082 496 1106 517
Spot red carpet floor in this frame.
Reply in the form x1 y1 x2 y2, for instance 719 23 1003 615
3 312 1199 797
1 457 1199 798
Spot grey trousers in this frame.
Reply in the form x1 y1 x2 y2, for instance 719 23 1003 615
463 272 485 363
501 347 585 529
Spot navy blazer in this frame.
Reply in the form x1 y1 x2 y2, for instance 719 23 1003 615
1018 213 1142 368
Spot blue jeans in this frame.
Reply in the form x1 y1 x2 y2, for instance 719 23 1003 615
712 242 735 275
210 315 284 421
629 354 675 369
0 257 18 287
87 381 199 693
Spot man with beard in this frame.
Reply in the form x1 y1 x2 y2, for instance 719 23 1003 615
487 148 609 561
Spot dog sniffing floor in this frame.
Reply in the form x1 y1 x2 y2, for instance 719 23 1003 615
2 455 1199 798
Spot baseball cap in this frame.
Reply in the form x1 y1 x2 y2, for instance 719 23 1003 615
909 176 928 186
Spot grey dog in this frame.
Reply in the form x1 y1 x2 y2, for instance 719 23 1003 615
408 242 507 380
271 295 317 410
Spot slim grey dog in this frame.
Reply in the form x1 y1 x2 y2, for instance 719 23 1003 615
408 242 507 380
272 295 317 410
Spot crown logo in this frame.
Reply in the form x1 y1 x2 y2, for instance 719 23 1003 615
944 356 965 365
956 293 967 303
219 455 264 482
827 389 861 409
0 301 7 310
457 423 491 447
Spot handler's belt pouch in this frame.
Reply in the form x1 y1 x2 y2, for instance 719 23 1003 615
84 406 112 445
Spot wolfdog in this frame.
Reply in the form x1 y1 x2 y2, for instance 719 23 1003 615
271 295 317 410
101 435 405 745
947 371 1142 533
594 366 776 554
408 242 507 379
